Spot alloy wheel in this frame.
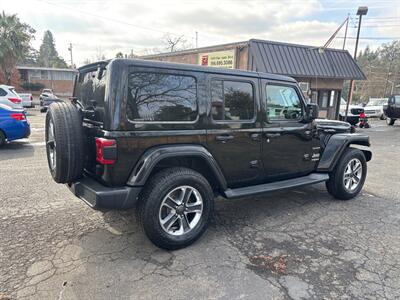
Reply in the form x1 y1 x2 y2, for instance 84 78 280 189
47 120 57 170
343 158 362 192
159 185 203 236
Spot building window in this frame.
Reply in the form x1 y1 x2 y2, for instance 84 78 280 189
30 70 41 80
127 72 197 122
319 91 329 108
211 80 254 121
40 70 49 80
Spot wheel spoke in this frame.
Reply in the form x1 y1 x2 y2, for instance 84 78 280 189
181 215 191 232
182 188 193 205
161 213 179 230
163 197 179 210
345 179 351 189
185 203 202 213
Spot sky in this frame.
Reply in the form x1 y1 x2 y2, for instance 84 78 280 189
3 0 400 66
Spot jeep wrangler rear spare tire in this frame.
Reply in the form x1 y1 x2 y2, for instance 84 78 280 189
326 148 367 200
139 167 214 250
45 102 85 183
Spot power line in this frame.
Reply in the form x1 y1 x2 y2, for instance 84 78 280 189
336 36 400 40
34 0 195 40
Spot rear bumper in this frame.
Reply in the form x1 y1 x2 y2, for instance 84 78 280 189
67 176 141 209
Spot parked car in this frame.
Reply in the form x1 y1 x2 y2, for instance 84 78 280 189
0 84 23 109
39 88 53 101
39 89 62 112
383 94 400 125
0 103 30 146
19 93 34 108
45 59 371 250
339 98 364 125
364 98 387 119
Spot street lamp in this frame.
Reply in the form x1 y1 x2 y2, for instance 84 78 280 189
345 6 368 122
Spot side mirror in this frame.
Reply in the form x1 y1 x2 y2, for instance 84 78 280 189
305 103 319 122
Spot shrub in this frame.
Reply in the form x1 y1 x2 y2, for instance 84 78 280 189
21 82 45 91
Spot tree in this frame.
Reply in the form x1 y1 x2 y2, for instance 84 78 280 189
37 30 67 68
162 34 192 53
346 40 400 102
0 11 35 84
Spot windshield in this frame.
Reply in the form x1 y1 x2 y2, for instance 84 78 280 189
74 67 107 122
10 88 20 98
367 99 386 106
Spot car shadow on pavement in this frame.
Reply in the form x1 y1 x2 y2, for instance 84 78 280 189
0 141 35 160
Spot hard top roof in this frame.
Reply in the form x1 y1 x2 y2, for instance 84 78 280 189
78 58 297 83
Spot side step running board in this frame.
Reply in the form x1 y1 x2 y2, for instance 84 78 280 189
224 173 329 199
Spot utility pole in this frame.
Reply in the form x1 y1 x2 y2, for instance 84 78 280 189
345 6 368 122
195 31 198 48
68 43 74 68
342 13 350 50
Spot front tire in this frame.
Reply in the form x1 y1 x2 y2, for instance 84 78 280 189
387 118 396 126
326 148 367 200
139 167 214 250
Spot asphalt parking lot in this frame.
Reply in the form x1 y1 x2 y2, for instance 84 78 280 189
1 110 400 299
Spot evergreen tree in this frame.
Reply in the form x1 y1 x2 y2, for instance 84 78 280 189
37 30 67 68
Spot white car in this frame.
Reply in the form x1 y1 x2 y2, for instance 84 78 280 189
0 85 23 109
364 98 387 119
339 98 364 125
19 93 34 108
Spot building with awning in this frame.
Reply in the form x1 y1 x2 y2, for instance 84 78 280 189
142 39 366 120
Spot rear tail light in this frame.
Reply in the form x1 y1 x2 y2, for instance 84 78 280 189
10 113 26 121
95 138 117 165
8 97 21 104
30 95 33 101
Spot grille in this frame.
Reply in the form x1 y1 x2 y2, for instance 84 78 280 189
351 108 364 115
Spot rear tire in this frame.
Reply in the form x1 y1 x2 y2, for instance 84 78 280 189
326 148 367 200
0 131 6 147
139 167 214 250
45 102 85 183
387 118 396 126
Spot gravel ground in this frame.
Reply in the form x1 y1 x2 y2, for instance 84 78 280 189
0 111 399 299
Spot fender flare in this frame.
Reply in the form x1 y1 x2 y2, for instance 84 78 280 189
317 133 372 172
126 144 227 189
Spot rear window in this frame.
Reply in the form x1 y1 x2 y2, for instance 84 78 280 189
127 72 197 122
74 68 107 121
211 80 254 121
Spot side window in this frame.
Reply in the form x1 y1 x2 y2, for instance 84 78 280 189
266 84 303 121
211 80 254 121
0 88 6 97
395 96 400 105
127 72 197 122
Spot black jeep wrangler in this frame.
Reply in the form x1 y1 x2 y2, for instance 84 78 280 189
384 94 400 125
45 59 372 250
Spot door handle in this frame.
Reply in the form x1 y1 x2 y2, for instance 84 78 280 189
265 133 281 138
216 135 234 142
250 133 261 141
